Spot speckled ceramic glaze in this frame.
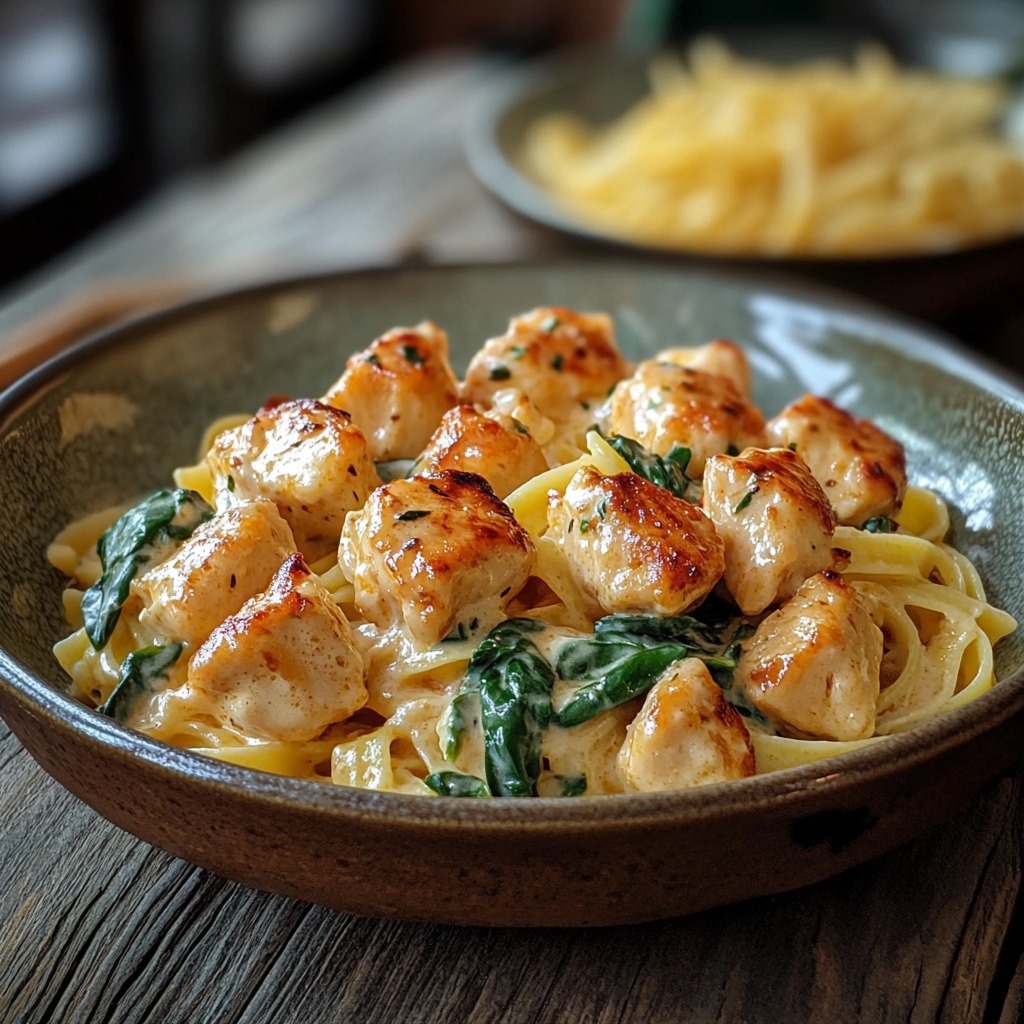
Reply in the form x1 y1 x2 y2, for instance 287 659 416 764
1 263 1022 927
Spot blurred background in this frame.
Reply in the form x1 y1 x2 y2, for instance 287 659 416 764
1 0 1023 358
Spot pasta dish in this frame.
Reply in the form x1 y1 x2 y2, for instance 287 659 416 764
522 41 1024 256
48 308 1016 798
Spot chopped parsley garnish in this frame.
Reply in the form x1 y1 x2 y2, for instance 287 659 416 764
489 365 511 381
540 315 562 332
579 516 591 534
595 497 608 520
512 419 529 435
726 444 740 456
226 474 235 492
442 621 470 642
733 488 758 514
401 344 426 366
510 345 527 359
365 352 380 365
397 509 430 522
551 353 564 372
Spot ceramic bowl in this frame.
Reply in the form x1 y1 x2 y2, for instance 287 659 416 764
465 51 1024 327
0 262 1022 927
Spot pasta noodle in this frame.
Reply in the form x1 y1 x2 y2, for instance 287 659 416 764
522 41 1024 256
47 307 1016 798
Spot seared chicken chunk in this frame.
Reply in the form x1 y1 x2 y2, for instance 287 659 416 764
765 395 907 525
132 498 296 647
608 361 765 478
617 658 756 792
547 466 725 616
735 570 882 741
185 553 367 742
323 321 459 461
415 404 549 498
702 447 836 616
339 470 535 647
461 307 629 422
207 398 380 560
654 339 753 399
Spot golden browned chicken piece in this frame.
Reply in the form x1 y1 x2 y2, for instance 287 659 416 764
654 338 753 399
702 446 836 616
765 394 907 525
414 404 549 498
735 570 883 741
323 321 459 460
461 306 630 422
184 553 367 742
608 361 765 478
617 658 756 791
131 498 296 648
546 466 725 616
339 470 535 647
206 398 380 560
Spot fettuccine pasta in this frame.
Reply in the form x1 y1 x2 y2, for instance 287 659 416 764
48 308 1015 798
523 41 1024 256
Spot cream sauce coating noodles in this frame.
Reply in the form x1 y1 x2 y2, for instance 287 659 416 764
48 308 1016 798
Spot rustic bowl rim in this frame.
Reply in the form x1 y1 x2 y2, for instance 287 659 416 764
2 259 1022 835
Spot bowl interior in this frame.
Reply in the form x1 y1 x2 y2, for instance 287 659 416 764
1 262 1022 763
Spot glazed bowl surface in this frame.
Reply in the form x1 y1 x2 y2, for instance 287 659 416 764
1 262 1022 927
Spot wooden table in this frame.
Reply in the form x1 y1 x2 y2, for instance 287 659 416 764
2 52 1023 1024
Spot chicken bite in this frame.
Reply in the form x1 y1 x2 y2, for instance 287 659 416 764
617 658 756 792
461 307 629 422
323 321 459 461
339 470 535 647
735 570 882 741
414 404 549 498
546 466 725 617
608 361 765 479
654 339 753 399
131 498 296 648
765 395 907 526
185 553 367 742
207 397 380 560
702 446 836 616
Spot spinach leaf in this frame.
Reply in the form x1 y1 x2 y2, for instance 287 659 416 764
441 690 478 761
97 643 184 722
602 433 700 502
424 771 491 798
861 516 897 534
82 489 214 649
554 609 752 728
556 644 687 727
458 618 554 798
558 774 587 797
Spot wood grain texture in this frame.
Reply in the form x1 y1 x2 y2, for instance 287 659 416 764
2 715 1023 1024
2 51 1024 1024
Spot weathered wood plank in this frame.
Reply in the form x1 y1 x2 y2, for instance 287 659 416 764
2 715 1022 1024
